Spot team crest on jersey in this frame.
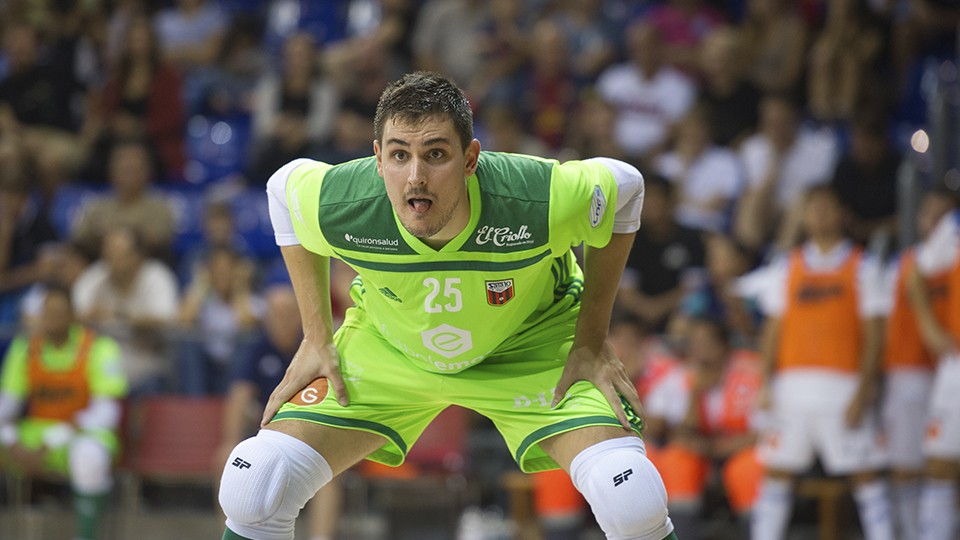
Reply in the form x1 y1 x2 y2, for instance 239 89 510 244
486 279 515 306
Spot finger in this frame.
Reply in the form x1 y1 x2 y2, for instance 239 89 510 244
261 377 295 426
327 368 350 407
601 385 631 431
617 379 645 421
550 374 574 408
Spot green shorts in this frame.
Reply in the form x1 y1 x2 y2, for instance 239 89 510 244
272 307 642 473
4 419 118 475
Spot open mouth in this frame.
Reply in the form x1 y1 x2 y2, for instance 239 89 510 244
408 197 433 214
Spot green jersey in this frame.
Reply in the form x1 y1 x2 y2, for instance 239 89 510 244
285 152 618 374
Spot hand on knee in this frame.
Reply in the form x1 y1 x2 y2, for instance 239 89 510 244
570 437 674 540
219 430 333 540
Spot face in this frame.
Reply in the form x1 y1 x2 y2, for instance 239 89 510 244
109 145 151 199
802 191 844 240
283 33 315 75
706 235 747 283
374 116 479 243
127 17 154 58
208 250 235 295
41 293 73 340
760 99 798 150
686 322 728 373
103 231 142 280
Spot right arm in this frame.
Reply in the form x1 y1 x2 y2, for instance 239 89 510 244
260 160 347 425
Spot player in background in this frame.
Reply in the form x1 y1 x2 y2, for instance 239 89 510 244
880 188 957 540
751 185 893 540
0 285 128 540
643 317 763 539
906 190 960 540
217 72 675 540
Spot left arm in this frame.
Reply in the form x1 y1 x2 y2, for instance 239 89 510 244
550 158 645 430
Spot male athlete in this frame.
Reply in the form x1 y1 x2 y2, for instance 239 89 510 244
217 72 676 540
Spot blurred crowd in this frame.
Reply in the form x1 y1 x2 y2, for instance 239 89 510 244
1 0 960 538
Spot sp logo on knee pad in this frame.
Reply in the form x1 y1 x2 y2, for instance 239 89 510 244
613 469 633 487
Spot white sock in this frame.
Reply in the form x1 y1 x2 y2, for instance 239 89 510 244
919 480 958 540
852 480 895 540
892 480 921 540
750 477 793 540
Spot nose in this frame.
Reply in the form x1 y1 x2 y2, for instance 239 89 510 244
407 157 426 187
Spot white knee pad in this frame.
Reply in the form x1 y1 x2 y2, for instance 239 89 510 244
68 436 112 494
570 437 674 540
219 429 333 540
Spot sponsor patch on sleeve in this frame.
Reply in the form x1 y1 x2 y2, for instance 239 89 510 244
590 184 607 228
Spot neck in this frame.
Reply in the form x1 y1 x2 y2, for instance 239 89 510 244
46 329 70 347
811 235 842 252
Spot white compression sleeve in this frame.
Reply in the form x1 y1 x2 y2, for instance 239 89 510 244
266 158 314 247
586 157 644 234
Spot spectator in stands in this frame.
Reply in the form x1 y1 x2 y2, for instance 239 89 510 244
177 200 251 285
20 242 92 332
751 185 894 540
176 246 263 395
673 234 761 344
881 188 957 540
0 167 59 326
213 284 342 540
412 0 491 89
738 0 808 96
195 14 266 118
478 104 549 157
550 0 618 82
807 0 889 123
310 103 382 167
618 175 705 332
0 19 87 199
0 19 81 132
734 94 839 253
644 318 763 539
830 109 900 246
251 31 339 154
645 0 725 73
73 228 179 397
596 20 696 164
904 191 960 540
0 285 127 540
72 138 176 261
86 13 187 182
153 0 229 113
490 19 578 153
698 26 761 148
655 103 745 233
563 91 626 162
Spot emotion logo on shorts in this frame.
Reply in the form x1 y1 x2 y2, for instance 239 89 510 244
290 378 330 406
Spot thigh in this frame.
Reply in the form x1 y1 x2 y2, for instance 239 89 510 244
924 354 960 460
757 395 816 474
816 403 887 476
883 369 933 470
446 333 642 473
269 312 448 469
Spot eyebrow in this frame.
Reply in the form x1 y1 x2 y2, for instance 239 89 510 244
384 137 452 147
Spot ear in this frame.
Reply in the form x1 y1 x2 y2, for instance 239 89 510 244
464 139 481 177
373 139 383 176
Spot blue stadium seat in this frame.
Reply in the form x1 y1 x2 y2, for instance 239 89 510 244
184 114 253 186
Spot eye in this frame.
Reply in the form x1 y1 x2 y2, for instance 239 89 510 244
392 150 407 161
428 149 445 160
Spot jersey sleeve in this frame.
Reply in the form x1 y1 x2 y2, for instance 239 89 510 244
87 336 128 398
548 159 620 251
0 338 29 399
267 159 336 256
857 255 889 317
